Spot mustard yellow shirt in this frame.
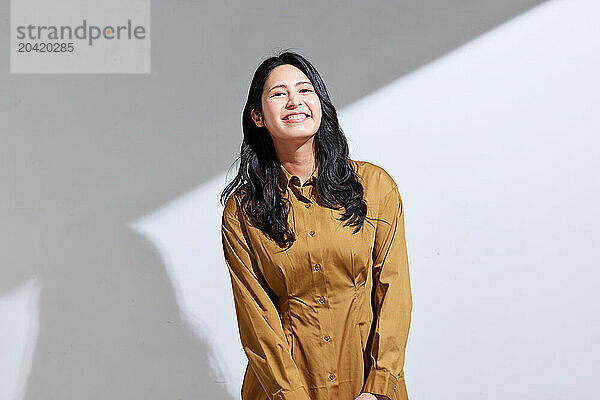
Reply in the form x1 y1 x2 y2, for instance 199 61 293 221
221 159 412 400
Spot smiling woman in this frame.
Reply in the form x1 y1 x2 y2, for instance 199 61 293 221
219 51 412 400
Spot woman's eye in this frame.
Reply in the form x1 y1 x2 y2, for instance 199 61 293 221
271 88 312 97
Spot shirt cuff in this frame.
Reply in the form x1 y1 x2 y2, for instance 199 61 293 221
363 369 408 400
272 385 312 400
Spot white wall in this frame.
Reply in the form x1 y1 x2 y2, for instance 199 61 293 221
2 1 598 399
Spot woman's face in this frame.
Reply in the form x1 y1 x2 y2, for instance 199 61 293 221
252 64 322 144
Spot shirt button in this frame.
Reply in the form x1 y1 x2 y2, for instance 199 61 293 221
323 335 331 342
305 203 311 208
328 373 336 381
309 230 315 236
318 296 326 304
394 385 397 390
314 264 321 271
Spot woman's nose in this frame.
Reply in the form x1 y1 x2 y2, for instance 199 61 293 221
287 92 302 107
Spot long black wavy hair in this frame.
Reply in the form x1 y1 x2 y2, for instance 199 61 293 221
220 50 374 246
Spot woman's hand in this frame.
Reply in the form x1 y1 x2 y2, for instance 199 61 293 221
355 393 390 400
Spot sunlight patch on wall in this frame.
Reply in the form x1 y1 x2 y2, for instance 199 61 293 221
0 276 41 400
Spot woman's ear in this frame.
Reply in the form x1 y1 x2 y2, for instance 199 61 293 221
251 109 264 127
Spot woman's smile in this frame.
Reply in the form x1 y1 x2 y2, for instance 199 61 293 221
283 113 310 123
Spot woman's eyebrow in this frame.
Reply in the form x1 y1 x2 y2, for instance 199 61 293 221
268 81 312 92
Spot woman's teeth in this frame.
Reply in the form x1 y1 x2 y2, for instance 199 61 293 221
284 114 308 121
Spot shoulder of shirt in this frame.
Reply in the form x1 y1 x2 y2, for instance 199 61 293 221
349 158 398 194
222 189 243 223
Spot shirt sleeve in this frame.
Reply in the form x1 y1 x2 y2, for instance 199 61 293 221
221 195 312 400
363 183 413 400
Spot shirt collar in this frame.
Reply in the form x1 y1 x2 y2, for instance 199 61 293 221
276 159 319 188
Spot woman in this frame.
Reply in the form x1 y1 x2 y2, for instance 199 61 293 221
220 51 412 400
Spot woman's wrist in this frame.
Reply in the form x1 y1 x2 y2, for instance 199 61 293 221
372 394 390 400
360 393 390 400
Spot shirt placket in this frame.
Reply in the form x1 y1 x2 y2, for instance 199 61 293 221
291 178 339 398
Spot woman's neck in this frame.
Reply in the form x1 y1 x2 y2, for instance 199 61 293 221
275 139 317 185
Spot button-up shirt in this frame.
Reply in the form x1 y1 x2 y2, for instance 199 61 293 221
221 158 412 400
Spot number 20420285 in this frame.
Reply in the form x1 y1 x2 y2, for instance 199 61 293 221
18 42 74 52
